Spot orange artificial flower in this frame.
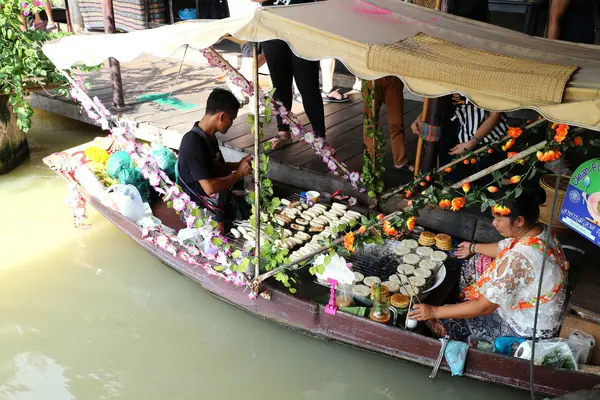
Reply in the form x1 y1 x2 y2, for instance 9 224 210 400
439 199 452 209
537 150 562 163
405 190 413 198
509 175 521 184
344 232 355 253
507 127 523 139
488 148 494 154
406 216 416 231
463 159 470 165
462 182 471 193
407 200 413 207
420 181 426 187
573 136 583 146
554 124 569 143
358 226 367 234
376 214 384 221
451 197 466 212
502 139 515 151
471 158 477 164
492 204 511 216
444 167 452 173
383 220 398 236
552 123 558 129
487 186 499 193
425 176 431 182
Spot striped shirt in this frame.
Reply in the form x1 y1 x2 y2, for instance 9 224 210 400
450 94 508 144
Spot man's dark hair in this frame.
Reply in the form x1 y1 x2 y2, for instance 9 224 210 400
206 88 241 116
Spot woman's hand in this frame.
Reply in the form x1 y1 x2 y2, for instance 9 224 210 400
449 139 476 156
455 241 472 259
410 113 422 135
408 304 437 321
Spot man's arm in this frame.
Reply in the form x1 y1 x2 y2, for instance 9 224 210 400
225 155 253 172
199 159 252 196
548 0 571 40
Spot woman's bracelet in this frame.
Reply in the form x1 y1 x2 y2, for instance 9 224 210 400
470 242 477 255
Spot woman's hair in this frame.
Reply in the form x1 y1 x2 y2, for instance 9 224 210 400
499 188 545 226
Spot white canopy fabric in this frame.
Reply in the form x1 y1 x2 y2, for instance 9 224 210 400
43 0 600 131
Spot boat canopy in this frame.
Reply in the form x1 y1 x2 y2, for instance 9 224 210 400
43 0 600 131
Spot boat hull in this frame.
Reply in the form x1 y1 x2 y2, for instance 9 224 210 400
78 192 600 397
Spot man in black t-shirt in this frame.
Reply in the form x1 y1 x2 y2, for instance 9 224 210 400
178 89 253 233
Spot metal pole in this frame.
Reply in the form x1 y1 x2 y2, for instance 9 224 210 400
101 0 125 109
253 42 261 280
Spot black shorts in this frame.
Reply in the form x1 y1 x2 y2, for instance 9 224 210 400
240 42 261 57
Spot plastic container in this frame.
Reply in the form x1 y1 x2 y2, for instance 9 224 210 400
178 8 196 20
335 283 354 308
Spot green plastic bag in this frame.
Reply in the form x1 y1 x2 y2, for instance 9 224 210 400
116 168 150 203
106 151 133 178
152 147 177 181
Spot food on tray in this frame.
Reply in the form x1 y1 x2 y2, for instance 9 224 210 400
363 276 382 287
394 246 411 256
409 276 427 290
353 271 364 283
435 233 453 250
430 250 448 263
413 268 432 281
397 264 416 276
400 239 418 249
416 246 434 257
418 231 436 246
382 280 400 294
352 284 371 298
331 202 348 211
399 286 420 296
390 293 409 308
295 218 309 225
403 254 421 265
290 223 305 231
280 198 291 206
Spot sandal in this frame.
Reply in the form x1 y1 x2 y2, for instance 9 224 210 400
394 163 415 172
321 88 349 103
265 133 293 153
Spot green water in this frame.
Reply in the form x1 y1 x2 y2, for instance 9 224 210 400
0 111 531 399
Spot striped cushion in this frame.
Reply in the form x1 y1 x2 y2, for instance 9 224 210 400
79 0 165 32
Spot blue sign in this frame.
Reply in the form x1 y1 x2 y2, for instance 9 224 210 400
560 159 600 247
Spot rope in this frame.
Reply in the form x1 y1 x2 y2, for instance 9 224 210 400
529 157 563 400
139 44 189 123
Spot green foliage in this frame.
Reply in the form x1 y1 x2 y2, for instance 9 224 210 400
0 0 100 132
360 80 386 199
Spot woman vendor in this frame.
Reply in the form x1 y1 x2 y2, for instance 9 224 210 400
408 194 568 341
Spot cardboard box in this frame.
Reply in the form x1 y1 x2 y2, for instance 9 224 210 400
560 314 600 365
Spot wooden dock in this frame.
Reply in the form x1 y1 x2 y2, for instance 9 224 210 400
31 44 423 199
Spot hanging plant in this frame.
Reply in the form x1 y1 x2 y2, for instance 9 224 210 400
360 80 386 199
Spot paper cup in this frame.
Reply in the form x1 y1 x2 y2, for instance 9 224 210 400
306 190 320 204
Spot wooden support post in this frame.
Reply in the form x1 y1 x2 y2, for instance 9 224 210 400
414 0 441 178
101 0 125 109
413 97 429 177
253 42 261 280
64 0 73 33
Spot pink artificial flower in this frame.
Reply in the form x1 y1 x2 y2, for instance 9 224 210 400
141 227 150 237
349 171 360 183
21 2 29 9
34 0 42 6
144 236 155 244
125 141 136 154
348 197 357 206
172 198 186 212
291 125 301 136
149 172 161 187
23 10 29 15
165 186 181 201
304 132 315 144
179 251 191 262
188 247 200 256
327 159 337 171
156 235 169 249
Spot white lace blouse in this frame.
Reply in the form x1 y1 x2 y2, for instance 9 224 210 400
478 230 568 338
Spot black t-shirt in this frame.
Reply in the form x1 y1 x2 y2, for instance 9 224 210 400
178 123 229 198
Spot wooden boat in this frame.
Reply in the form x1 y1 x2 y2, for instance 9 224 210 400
44 143 600 397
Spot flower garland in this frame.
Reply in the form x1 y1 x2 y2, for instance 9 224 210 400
201 48 364 193
67 83 255 295
65 183 89 229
